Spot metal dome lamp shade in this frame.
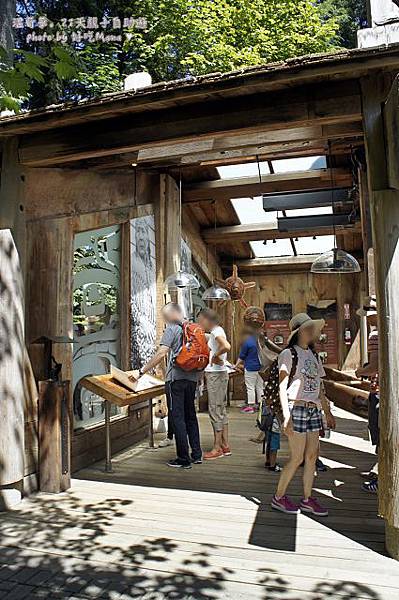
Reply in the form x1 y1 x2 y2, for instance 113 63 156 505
311 248 361 274
165 270 200 291
311 142 361 275
202 284 231 301
163 172 200 292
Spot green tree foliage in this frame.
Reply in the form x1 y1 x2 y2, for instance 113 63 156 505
122 0 340 81
0 44 78 111
4 0 342 108
318 0 368 49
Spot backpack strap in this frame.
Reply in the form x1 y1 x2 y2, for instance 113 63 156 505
288 346 299 388
180 321 187 343
172 321 186 365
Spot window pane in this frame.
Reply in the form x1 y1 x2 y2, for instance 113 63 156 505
73 225 121 430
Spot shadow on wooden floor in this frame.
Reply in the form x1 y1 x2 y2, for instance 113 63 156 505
0 409 392 599
72 410 384 556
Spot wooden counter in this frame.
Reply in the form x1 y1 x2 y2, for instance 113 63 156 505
81 374 165 472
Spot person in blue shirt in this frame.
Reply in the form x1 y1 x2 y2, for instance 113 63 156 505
235 329 264 414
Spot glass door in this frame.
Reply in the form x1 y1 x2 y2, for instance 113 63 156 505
72 225 122 429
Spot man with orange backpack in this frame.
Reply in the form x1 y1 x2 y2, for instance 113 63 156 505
131 302 208 469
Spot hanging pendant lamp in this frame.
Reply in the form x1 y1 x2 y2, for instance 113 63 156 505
165 270 200 291
164 172 200 292
311 248 361 274
202 284 231 301
311 143 361 275
202 200 231 302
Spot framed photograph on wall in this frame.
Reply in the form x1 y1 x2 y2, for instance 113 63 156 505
130 215 157 369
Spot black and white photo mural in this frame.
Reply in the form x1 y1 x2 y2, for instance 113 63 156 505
130 215 157 369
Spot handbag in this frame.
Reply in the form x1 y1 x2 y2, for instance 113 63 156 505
257 333 279 373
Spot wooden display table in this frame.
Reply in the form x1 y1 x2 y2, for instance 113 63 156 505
81 374 165 472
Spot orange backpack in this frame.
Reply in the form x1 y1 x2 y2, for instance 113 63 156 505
175 322 210 372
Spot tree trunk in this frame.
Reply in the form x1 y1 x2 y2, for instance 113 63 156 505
0 0 15 56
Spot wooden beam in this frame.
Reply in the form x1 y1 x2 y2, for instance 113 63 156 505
227 254 363 274
22 168 156 222
75 137 362 171
18 83 362 167
136 122 363 166
222 255 315 274
180 138 363 168
184 169 352 202
202 220 360 243
384 74 399 190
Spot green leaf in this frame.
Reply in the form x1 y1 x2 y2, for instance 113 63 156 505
0 95 21 113
0 69 30 97
52 46 75 63
18 62 45 83
54 60 77 80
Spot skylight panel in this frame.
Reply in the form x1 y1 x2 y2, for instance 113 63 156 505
250 239 293 258
231 196 275 225
250 235 334 258
293 235 334 255
272 156 326 173
231 197 333 226
217 162 270 179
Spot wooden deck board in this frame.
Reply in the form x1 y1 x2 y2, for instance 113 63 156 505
1 407 399 599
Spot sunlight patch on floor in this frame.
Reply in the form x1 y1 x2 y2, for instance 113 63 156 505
321 430 375 455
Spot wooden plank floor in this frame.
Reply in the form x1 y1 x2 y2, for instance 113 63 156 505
2 407 399 599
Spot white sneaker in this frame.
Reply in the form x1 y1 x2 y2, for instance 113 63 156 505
159 438 173 448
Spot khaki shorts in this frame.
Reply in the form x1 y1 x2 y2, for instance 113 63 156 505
206 371 229 432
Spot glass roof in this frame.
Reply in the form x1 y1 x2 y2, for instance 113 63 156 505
233 195 334 258
216 155 326 179
217 161 270 179
221 156 334 258
249 236 335 258
272 155 326 173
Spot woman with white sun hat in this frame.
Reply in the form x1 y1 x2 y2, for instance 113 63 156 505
271 313 336 516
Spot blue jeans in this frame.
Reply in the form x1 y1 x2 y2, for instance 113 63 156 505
368 392 379 448
166 380 202 465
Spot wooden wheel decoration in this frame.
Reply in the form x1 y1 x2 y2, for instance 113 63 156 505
214 264 256 308
243 306 265 329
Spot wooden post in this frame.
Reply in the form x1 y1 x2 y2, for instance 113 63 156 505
164 174 181 278
38 380 71 493
0 139 27 509
156 174 181 315
361 72 399 559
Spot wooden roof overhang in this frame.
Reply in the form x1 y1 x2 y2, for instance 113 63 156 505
2 44 399 264
0 45 399 168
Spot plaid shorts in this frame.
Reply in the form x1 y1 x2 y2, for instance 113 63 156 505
291 404 323 434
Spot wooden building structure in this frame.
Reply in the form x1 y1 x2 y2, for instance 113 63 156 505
1 43 399 559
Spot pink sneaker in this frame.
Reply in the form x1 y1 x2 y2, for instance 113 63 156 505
300 497 328 517
240 406 256 414
271 495 299 514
